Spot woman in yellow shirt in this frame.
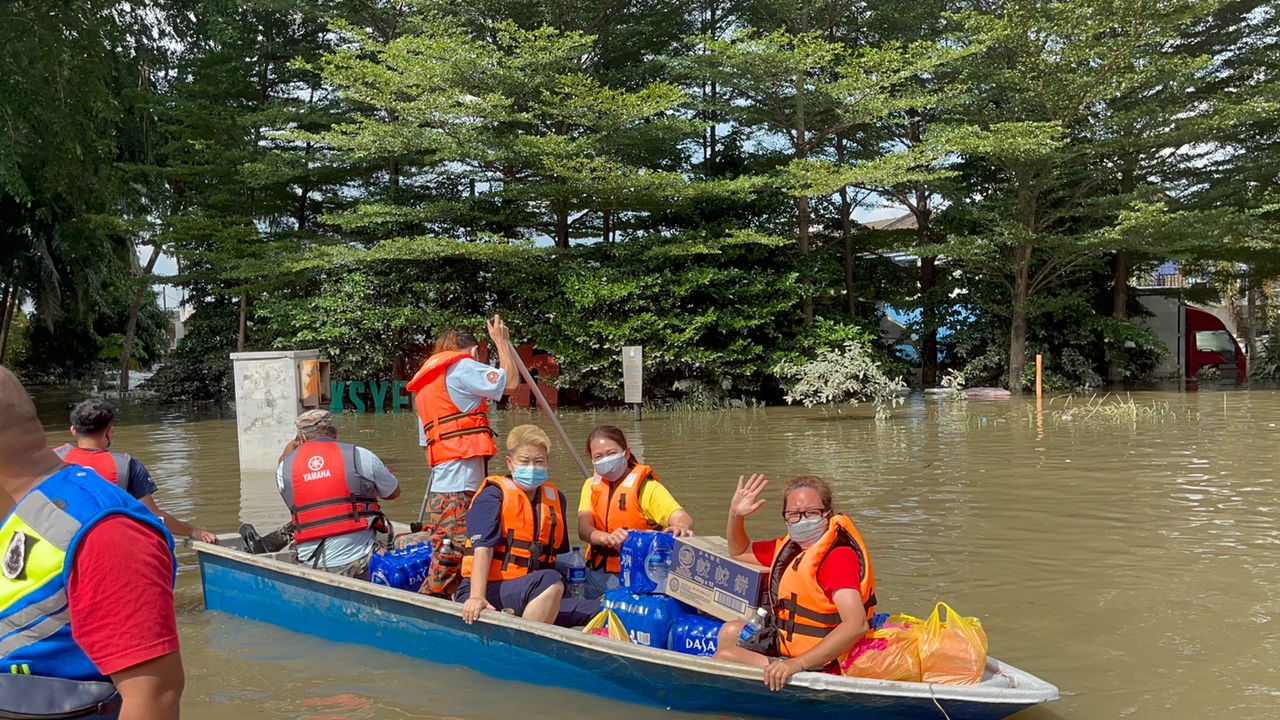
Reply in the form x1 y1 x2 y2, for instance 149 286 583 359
577 425 694 598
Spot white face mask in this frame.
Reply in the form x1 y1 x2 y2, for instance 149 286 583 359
786 516 828 545
592 452 628 481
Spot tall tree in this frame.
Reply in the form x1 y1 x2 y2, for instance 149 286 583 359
949 0 1220 393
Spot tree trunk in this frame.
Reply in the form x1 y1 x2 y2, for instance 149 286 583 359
919 255 939 387
839 189 855 321
1245 269 1257 359
119 245 163 392
914 170 938 387
602 211 612 244
836 137 855 320
1108 249 1130 383
0 281 13 365
238 289 248 352
794 70 812 325
797 196 814 324
554 208 570 249
1008 244 1033 394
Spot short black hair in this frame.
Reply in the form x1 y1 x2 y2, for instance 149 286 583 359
455 331 478 349
70 399 114 435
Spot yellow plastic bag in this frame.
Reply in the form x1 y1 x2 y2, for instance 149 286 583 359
582 609 631 643
917 602 988 685
841 619 922 682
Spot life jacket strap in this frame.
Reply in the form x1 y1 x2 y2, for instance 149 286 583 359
425 426 496 445
463 544 539 569
292 495 379 514
586 545 617 571
776 596 843 625
422 409 488 432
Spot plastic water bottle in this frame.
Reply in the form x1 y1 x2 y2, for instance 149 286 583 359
644 542 672 588
737 607 771 648
566 546 587 598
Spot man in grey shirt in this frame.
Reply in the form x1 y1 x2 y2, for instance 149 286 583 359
275 410 400 578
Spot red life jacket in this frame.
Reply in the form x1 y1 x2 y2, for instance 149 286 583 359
53 444 132 493
280 439 384 543
406 351 498 466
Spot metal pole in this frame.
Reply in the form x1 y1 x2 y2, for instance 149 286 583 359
509 342 590 478
415 463 433 527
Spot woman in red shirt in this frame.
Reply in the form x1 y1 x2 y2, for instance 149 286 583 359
714 475 874 691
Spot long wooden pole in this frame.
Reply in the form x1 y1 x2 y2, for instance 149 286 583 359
509 341 589 478
1035 354 1043 408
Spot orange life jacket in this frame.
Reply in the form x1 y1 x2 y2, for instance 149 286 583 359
280 438 384 543
406 351 498 465
53 445 132 493
585 464 661 573
461 476 565 582
768 514 877 660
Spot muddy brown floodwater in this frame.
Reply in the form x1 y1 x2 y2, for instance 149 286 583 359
30 387 1280 720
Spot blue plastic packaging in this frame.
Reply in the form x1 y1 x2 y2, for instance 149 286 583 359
669 614 724 657
369 541 433 592
601 588 693 649
620 531 675 594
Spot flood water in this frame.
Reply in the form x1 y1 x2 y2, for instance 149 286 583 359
30 388 1280 720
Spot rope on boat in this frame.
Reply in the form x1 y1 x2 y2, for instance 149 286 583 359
928 685 953 720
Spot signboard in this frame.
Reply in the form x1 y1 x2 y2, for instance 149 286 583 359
622 346 643 404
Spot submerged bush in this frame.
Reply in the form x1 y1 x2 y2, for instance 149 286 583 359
773 340 907 420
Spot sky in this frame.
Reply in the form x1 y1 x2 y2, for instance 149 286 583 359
142 202 909 310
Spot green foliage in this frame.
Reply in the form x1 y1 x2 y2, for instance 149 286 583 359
14 0 1280 404
774 340 908 420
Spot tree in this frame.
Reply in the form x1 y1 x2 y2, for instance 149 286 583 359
310 19 708 248
701 27 967 325
948 0 1222 393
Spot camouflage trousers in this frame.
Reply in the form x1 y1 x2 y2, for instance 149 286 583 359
324 549 375 581
420 491 474 598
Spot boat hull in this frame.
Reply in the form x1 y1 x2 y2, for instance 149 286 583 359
198 546 1055 720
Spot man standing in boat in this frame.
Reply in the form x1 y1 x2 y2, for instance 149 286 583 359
55 398 218 544
407 315 520 597
278 410 401 578
0 366 184 719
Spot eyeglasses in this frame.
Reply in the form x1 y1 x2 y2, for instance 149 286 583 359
782 508 828 523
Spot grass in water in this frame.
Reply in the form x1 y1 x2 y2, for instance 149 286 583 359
1037 393 1198 425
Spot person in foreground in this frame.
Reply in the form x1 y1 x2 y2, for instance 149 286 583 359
276 410 400 579
407 316 520 597
55 398 218 543
577 425 694 598
713 474 875 691
458 425 599 626
0 366 183 719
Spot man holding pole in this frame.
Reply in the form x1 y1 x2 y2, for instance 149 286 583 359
407 316 520 597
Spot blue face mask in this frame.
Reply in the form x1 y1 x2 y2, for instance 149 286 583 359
512 464 548 490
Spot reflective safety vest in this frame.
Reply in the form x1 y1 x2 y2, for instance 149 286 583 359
0 466 174 685
52 445 132 494
585 464 660 573
768 514 876 660
280 439 384 544
461 476 565 582
407 351 498 467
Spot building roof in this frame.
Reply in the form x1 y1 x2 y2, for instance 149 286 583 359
863 213 918 231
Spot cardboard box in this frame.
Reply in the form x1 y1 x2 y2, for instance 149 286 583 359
664 536 768 621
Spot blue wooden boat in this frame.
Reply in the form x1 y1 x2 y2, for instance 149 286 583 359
195 541 1059 720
